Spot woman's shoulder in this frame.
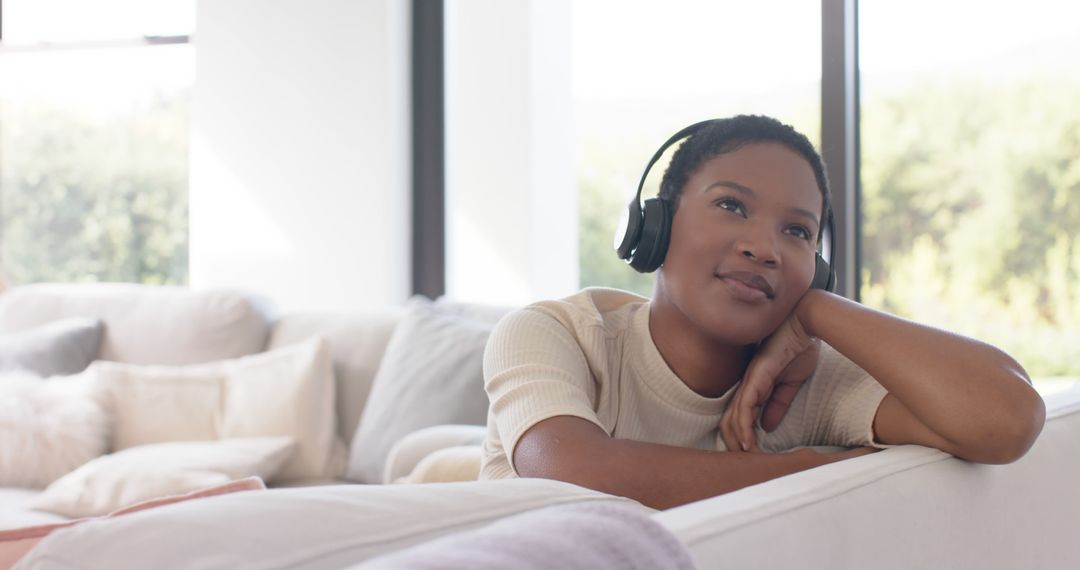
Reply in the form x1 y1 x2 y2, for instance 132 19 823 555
495 288 649 339
527 287 647 325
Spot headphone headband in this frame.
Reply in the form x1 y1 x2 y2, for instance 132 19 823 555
613 117 837 292
615 120 717 261
630 119 721 210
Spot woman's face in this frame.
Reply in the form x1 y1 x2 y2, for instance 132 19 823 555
656 142 823 345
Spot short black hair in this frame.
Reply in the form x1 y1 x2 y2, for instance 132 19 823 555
658 115 831 242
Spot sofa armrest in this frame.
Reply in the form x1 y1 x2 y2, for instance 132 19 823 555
383 425 486 484
654 386 1080 570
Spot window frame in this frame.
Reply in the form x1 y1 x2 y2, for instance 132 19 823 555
411 0 862 301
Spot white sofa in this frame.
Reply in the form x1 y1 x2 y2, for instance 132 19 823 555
2 283 1077 569
0 283 402 528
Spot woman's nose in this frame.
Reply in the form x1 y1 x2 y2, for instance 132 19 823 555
737 228 779 266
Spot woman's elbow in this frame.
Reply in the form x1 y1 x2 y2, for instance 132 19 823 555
512 417 611 489
973 390 1046 464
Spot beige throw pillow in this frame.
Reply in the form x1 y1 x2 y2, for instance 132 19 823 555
94 361 224 450
220 338 340 482
29 437 295 518
92 337 342 483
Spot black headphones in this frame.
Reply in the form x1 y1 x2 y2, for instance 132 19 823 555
613 119 837 292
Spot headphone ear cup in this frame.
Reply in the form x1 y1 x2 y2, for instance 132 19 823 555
629 197 672 273
614 201 643 261
811 252 836 292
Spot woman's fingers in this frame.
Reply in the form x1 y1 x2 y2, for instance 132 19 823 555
736 392 759 451
719 407 740 452
728 378 759 452
734 359 779 450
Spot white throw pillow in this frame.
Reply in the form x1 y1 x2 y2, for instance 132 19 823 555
346 298 506 483
0 371 107 488
93 361 224 450
220 337 341 482
28 437 294 518
91 337 342 483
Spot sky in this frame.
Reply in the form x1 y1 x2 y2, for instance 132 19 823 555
572 0 1080 100
1 0 194 43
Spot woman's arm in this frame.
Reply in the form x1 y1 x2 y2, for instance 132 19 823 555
726 290 1045 464
515 415 876 510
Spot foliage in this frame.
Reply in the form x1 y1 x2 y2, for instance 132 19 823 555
861 77 1080 378
577 137 655 297
579 79 1080 378
0 93 189 286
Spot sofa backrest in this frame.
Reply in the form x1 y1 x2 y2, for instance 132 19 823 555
0 283 274 366
267 310 404 447
0 283 410 448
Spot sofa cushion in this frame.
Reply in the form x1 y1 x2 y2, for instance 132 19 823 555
19 479 645 569
0 283 273 366
0 477 265 569
0 371 107 489
346 298 507 483
28 438 294 518
0 317 103 377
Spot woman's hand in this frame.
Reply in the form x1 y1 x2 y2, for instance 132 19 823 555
719 306 819 453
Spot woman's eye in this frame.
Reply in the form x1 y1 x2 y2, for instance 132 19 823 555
714 198 745 216
786 225 812 241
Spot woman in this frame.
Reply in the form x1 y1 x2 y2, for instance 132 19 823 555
477 115 1045 510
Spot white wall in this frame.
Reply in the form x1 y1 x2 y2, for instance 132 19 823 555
445 0 577 306
191 0 410 312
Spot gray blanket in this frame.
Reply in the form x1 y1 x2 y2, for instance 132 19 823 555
352 501 697 570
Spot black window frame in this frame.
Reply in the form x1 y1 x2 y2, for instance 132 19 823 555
410 0 862 301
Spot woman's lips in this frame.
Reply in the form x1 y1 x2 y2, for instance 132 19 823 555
715 271 775 303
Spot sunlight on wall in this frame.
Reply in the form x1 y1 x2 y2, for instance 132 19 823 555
188 137 295 259
445 0 577 306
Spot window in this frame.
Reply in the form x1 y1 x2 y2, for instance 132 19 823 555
573 0 822 296
860 0 1080 393
0 0 194 285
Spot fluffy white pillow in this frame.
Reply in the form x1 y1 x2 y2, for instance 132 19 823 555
92 337 342 483
394 445 483 485
0 371 108 488
28 437 294 518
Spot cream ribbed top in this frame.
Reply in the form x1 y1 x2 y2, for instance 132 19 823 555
479 288 889 480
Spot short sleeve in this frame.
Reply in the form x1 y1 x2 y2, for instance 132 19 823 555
759 342 890 451
482 308 607 473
